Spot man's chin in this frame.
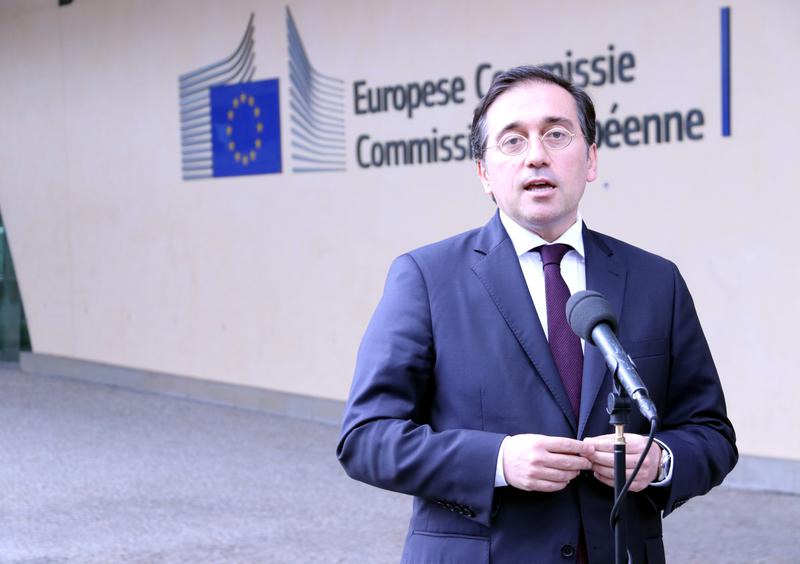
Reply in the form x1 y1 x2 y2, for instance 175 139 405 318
517 213 577 241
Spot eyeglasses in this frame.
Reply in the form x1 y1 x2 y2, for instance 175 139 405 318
487 126 579 156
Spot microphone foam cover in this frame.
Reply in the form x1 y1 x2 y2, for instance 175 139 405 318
565 290 618 344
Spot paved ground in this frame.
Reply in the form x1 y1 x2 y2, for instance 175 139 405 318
0 366 797 563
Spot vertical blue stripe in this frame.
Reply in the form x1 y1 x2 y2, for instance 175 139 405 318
721 7 731 137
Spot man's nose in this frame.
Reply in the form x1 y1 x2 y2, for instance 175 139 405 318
523 136 550 168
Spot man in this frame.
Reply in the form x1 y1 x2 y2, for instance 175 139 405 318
337 66 736 563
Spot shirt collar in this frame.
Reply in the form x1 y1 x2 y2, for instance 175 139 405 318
498 209 585 258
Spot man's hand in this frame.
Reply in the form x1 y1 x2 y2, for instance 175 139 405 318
583 434 661 492
502 434 595 492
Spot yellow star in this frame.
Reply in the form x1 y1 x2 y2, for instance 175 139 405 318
242 155 249 165
240 93 247 103
250 150 256 160
256 122 263 133
255 139 262 149
228 141 235 151
226 125 232 136
248 96 255 106
227 110 234 121
235 152 241 162
254 107 260 118
232 99 239 109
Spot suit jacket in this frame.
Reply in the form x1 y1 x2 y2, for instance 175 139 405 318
337 212 737 564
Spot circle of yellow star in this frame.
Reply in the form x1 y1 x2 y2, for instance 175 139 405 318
223 90 267 168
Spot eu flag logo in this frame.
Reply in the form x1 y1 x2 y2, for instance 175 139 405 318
210 79 282 177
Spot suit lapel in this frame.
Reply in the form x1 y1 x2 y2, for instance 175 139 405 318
578 226 627 438
471 214 578 433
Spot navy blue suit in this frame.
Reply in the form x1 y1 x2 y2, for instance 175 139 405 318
338 213 737 563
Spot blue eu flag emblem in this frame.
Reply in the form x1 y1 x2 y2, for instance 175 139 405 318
210 79 282 176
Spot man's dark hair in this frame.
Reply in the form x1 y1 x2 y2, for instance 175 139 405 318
470 65 596 162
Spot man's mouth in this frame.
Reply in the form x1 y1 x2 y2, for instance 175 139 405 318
523 178 556 192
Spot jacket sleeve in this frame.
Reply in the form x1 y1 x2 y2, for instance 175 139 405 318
653 264 738 516
336 253 506 527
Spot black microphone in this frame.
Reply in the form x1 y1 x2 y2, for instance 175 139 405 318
566 290 658 422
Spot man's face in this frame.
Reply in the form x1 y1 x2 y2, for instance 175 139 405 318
477 80 597 242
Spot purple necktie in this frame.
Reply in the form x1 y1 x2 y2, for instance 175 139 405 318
538 244 583 418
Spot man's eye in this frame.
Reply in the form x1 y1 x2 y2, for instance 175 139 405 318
546 128 569 140
502 135 525 147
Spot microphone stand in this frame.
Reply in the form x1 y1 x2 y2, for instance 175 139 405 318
607 378 631 564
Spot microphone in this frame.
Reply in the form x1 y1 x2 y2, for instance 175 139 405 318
566 290 658 422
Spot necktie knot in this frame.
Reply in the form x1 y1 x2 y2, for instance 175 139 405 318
537 243 572 267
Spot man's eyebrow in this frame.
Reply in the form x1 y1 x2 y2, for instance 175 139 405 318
495 116 576 139
542 116 575 128
495 120 523 139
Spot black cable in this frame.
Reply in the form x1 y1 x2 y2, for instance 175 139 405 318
609 416 659 531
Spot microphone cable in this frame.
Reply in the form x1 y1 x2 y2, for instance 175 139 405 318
609 415 659 532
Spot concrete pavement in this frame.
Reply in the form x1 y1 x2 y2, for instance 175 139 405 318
0 366 797 563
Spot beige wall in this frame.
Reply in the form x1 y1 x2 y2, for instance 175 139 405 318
1 0 798 460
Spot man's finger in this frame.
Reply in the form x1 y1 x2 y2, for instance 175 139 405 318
593 465 651 483
521 479 572 493
583 451 648 468
529 467 582 483
540 436 595 456
584 434 651 454
593 472 614 488
542 452 594 471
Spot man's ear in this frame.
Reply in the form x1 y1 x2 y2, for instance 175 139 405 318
477 160 492 195
586 143 598 183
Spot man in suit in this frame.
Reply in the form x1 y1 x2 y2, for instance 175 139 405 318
337 66 737 563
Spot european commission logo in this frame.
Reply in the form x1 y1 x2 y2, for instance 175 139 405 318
210 82 281 176
286 8 346 173
178 15 282 180
178 10 344 180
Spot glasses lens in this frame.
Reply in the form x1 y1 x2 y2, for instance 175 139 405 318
499 134 528 155
542 127 573 150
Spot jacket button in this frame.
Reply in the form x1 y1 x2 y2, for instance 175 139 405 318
560 544 576 558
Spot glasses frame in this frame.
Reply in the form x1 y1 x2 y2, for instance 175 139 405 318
487 126 581 156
